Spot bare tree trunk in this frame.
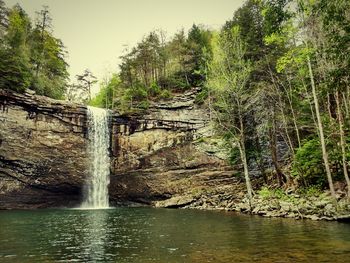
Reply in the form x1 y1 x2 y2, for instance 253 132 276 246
302 79 318 135
307 55 336 199
278 94 295 156
238 115 253 209
286 75 301 148
342 92 349 120
267 69 295 155
255 134 267 184
335 90 350 196
327 93 335 121
269 112 286 186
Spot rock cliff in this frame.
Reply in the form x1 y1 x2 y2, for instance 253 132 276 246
0 88 241 209
0 89 88 209
109 89 242 207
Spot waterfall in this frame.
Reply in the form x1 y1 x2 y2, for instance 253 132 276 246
81 106 110 209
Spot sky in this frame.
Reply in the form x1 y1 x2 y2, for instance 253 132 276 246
4 0 245 93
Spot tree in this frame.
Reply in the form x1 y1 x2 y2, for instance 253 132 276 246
76 69 97 102
32 5 52 77
0 4 31 92
208 28 255 207
29 6 68 99
0 0 8 40
0 2 69 99
89 74 121 109
186 24 212 86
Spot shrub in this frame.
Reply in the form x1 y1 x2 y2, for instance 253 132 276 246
195 86 208 104
149 82 161 97
137 100 150 109
159 89 172 100
258 186 274 199
292 137 349 187
129 84 148 101
158 73 191 91
292 138 327 187
258 187 290 201
297 185 323 197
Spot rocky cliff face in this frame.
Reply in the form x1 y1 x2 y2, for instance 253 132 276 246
0 89 88 209
0 88 242 209
109 89 242 207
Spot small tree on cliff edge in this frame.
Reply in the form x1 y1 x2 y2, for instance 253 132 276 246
76 69 97 102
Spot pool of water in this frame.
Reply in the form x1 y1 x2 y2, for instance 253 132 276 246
0 208 349 262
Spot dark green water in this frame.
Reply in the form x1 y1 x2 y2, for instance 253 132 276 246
0 208 349 263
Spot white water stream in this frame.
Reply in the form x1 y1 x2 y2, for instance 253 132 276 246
81 106 110 209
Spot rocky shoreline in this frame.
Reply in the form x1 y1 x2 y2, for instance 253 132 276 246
153 188 350 222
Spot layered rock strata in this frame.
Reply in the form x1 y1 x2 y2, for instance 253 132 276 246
0 88 239 209
0 90 88 209
109 89 239 206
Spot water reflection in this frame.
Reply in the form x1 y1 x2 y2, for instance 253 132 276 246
80 209 109 262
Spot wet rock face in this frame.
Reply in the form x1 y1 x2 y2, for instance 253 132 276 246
0 90 88 209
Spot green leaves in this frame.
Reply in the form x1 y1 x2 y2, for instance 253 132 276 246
0 3 68 99
0 48 31 92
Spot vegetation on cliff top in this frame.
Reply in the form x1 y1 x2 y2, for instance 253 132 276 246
88 25 212 112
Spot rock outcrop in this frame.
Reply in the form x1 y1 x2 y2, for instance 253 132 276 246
0 89 88 209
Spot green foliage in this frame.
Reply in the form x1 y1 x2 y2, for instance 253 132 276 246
194 86 208 104
128 84 148 101
297 185 323 197
117 25 212 103
88 86 108 108
158 73 190 91
228 146 240 166
292 135 350 187
258 186 286 200
159 89 172 100
0 3 68 99
137 100 150 109
223 0 264 61
148 82 161 97
292 138 326 186
0 48 31 92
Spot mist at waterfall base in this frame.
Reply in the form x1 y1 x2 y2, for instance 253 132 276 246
81 106 110 209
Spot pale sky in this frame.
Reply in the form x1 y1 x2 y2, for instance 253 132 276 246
4 0 245 93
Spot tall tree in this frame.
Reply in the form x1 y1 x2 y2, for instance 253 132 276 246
0 4 31 92
208 28 255 207
29 6 68 98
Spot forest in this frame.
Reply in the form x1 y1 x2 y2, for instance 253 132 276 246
1 0 350 202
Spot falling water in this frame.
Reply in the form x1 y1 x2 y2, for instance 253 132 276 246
81 106 110 209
